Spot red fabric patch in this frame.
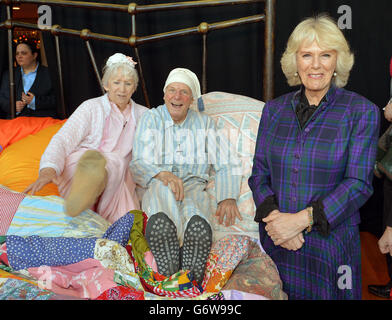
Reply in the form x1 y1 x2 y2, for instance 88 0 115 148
0 243 9 265
0 186 25 235
95 285 144 300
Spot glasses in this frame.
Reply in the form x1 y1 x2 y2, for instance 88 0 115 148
166 87 191 97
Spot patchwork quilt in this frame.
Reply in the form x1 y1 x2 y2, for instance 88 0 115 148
0 185 287 300
0 93 287 300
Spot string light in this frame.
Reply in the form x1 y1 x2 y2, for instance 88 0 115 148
13 30 40 49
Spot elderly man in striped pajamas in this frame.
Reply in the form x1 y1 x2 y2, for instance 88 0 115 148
130 68 242 285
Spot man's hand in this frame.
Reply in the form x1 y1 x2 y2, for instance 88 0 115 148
24 167 57 195
215 199 242 227
378 226 392 256
384 102 392 122
154 171 184 201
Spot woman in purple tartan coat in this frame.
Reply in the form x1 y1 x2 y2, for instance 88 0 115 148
248 15 380 299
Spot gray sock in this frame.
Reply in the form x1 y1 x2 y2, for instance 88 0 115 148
145 212 180 277
181 215 212 286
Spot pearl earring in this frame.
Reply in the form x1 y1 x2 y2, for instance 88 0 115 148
333 72 337 77
294 72 299 77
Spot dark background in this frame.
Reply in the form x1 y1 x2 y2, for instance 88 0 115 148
38 0 392 115
1 0 391 235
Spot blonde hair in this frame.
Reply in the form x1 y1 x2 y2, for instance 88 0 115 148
280 14 354 88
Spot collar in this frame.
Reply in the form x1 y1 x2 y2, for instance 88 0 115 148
299 87 327 108
102 93 113 117
162 104 193 129
21 62 39 76
292 84 338 107
106 95 135 123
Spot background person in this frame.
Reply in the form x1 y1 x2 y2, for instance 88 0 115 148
368 98 392 299
0 39 57 118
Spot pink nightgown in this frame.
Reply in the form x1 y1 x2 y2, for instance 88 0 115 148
55 101 140 223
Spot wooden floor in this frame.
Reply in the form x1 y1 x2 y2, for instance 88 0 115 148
361 231 390 300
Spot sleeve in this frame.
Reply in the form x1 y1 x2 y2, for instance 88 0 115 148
39 102 92 175
254 195 279 222
248 102 278 208
29 67 56 114
382 178 392 228
310 200 330 236
27 96 36 110
209 117 242 203
321 102 380 230
129 111 164 188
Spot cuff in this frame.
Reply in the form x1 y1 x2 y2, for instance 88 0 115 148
254 195 279 223
144 168 164 188
310 200 330 236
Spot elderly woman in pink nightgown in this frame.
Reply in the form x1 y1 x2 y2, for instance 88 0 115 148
24 53 148 223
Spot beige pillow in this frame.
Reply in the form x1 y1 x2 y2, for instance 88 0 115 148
191 91 265 241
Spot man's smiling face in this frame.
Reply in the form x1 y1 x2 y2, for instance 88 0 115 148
164 82 193 124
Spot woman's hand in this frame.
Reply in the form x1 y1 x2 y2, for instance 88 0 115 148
23 167 57 195
279 233 305 251
22 91 34 105
263 209 309 246
16 100 26 113
154 171 184 201
215 198 242 227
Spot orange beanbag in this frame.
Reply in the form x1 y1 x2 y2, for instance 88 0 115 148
0 117 65 153
0 121 65 196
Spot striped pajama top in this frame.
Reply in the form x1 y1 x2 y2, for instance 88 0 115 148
130 104 241 203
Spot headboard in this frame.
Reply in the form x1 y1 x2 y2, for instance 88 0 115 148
0 0 275 118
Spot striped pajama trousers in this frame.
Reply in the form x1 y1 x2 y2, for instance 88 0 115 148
141 177 212 246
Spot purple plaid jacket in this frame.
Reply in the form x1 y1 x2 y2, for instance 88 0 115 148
248 86 380 299
249 85 380 230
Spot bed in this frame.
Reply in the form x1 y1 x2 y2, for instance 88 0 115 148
0 0 287 300
0 91 287 300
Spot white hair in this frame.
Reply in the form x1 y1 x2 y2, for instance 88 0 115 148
102 55 139 88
